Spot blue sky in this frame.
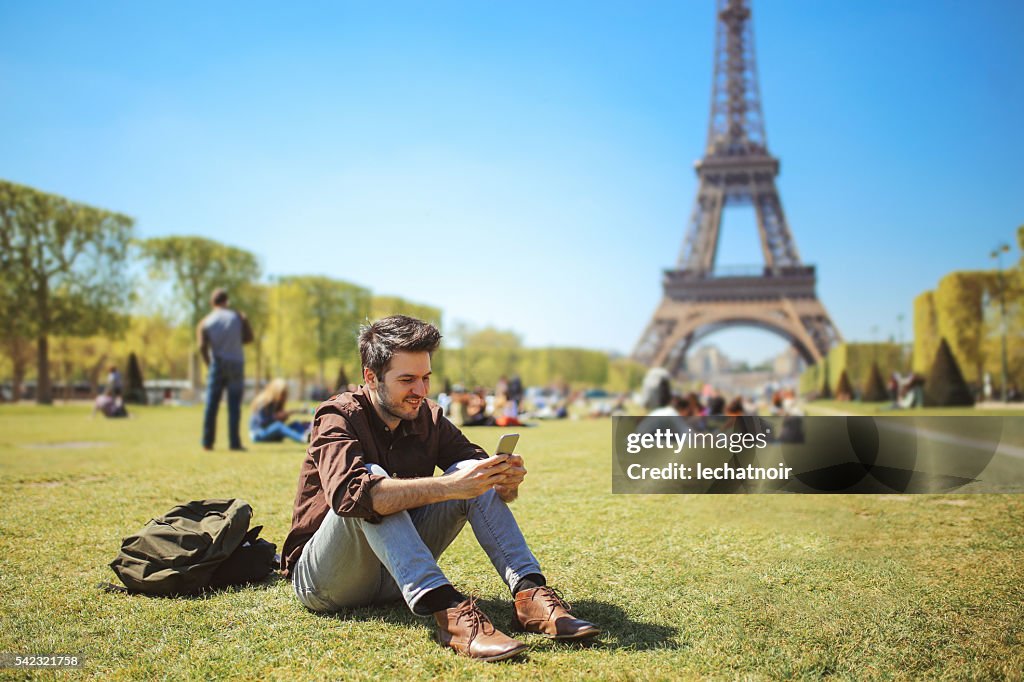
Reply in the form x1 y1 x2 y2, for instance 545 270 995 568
2 1 1022 363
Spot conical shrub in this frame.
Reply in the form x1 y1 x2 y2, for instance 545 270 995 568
835 369 853 400
125 352 148 405
862 362 888 402
923 338 973 407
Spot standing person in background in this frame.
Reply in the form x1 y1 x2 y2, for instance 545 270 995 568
507 374 523 413
106 365 123 395
198 288 253 451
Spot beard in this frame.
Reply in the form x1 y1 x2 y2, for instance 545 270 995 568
373 381 422 422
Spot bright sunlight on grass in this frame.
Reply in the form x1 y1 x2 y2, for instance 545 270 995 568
1 404 1022 679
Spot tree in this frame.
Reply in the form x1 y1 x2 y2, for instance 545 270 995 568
912 291 939 376
0 180 134 404
0 335 33 401
140 236 261 389
607 357 648 393
370 295 442 327
265 276 370 394
933 271 993 384
236 281 269 383
48 331 121 397
445 324 524 387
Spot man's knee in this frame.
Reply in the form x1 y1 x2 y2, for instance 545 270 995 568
367 462 390 478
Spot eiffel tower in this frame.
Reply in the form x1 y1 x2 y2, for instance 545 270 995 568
634 0 841 374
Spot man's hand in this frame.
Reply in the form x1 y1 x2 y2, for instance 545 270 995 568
493 454 526 503
444 455 514 500
371 455 526 516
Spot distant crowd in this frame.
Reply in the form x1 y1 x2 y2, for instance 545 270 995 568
641 368 804 420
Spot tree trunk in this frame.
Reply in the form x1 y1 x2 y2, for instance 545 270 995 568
255 339 264 386
34 276 53 405
11 362 23 402
7 337 28 403
88 353 109 397
36 334 52 405
57 338 71 402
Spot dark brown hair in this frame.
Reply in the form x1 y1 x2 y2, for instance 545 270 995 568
359 315 442 380
210 288 229 306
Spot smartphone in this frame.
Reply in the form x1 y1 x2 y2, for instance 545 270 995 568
495 433 519 456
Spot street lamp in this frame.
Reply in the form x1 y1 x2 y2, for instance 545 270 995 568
990 243 1011 402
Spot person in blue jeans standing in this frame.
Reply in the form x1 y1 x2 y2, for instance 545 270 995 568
198 288 253 451
249 378 310 443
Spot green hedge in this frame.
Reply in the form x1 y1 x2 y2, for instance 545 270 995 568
799 342 906 398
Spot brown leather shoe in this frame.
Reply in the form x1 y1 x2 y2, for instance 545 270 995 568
513 586 601 640
434 597 529 662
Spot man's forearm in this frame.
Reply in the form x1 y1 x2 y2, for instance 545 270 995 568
370 476 453 516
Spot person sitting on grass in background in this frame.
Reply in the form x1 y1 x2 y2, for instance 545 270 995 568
249 379 310 444
92 387 128 419
725 397 746 417
462 387 494 426
492 390 523 427
282 315 600 663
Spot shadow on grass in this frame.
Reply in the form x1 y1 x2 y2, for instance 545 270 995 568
99 572 287 599
315 596 680 653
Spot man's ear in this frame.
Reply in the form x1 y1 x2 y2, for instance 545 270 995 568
363 367 377 389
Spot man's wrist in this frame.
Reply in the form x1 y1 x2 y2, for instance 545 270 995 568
436 476 458 502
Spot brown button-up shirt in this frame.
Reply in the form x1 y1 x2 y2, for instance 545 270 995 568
281 387 487 576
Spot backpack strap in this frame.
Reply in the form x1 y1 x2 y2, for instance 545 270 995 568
242 525 263 545
98 581 132 594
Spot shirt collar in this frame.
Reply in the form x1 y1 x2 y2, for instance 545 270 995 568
354 385 426 439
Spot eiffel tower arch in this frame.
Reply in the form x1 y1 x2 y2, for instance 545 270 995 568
634 0 841 375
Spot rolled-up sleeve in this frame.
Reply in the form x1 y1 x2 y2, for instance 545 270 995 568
309 405 386 523
436 415 488 471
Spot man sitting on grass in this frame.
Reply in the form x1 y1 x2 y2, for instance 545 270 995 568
281 315 599 662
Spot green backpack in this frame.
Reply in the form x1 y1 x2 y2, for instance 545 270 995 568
109 499 276 596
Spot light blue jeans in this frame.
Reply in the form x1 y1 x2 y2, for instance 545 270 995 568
252 420 307 443
291 460 542 616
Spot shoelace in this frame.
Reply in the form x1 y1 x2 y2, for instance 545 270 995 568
533 587 572 619
455 597 495 639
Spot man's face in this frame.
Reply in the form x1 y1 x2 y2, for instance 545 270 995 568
366 351 431 424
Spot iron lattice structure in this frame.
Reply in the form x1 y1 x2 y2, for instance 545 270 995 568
634 0 841 374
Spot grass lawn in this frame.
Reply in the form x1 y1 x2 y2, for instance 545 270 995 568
1 404 1022 680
